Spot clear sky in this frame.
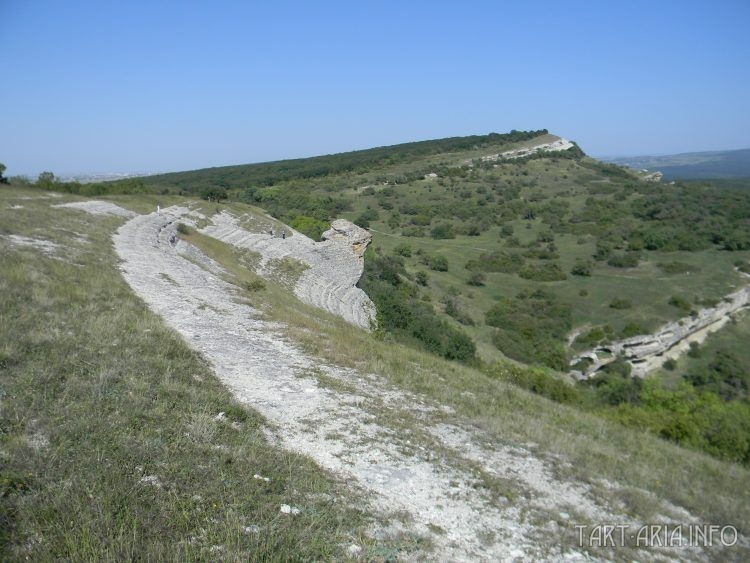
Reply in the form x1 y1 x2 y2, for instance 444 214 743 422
1 0 749 177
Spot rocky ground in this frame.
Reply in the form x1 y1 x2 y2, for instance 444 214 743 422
201 212 375 330
53 200 735 561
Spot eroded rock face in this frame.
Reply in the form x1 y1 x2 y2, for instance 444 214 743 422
321 219 372 258
572 285 750 378
200 213 376 330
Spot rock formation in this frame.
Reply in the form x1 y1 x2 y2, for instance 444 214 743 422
571 285 750 378
201 213 376 330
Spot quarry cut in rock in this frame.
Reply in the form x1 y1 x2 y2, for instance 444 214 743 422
571 284 750 378
201 212 376 330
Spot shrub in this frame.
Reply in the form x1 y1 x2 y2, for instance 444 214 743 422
609 298 632 310
359 249 476 363
518 262 567 282
393 243 412 257
430 223 456 239
200 187 228 201
687 342 702 358
291 216 329 240
607 252 640 268
401 226 425 237
620 322 645 338
355 208 379 228
485 289 571 369
244 279 266 292
668 295 692 311
176 223 192 235
429 255 449 272
488 364 578 404
465 251 524 273
467 272 485 286
658 261 697 275
415 271 428 286
571 259 593 277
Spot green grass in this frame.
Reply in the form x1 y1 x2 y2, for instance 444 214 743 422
334 154 750 364
4 187 750 559
164 195 750 540
0 188 376 560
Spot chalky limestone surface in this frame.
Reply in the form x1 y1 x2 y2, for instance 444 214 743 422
571 285 750 378
201 212 375 330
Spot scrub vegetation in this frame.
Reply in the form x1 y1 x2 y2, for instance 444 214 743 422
4 128 750 556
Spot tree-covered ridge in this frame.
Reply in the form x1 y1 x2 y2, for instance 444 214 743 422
137 129 549 192
9 130 750 466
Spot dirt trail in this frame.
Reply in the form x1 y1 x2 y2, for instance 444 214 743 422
105 206 714 561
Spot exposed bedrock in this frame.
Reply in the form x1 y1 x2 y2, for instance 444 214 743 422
201 212 376 330
571 285 750 378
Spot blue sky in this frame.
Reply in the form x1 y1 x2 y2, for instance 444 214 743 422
1 0 749 176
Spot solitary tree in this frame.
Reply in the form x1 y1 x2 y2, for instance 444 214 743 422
0 163 8 184
37 171 56 187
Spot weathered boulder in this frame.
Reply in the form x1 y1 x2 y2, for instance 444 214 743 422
321 219 372 258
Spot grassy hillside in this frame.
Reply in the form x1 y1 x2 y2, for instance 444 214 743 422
3 187 750 560
0 188 374 559
13 129 750 466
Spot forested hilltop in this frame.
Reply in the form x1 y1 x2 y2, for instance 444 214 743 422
21 130 750 465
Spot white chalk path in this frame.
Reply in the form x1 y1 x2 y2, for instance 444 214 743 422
36 200 738 560
97 205 724 561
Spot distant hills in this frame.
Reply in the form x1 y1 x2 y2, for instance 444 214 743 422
604 148 750 180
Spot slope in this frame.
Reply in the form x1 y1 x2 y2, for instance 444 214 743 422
3 187 750 561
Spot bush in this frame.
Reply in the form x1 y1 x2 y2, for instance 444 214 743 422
355 208 379 228
620 322 645 338
486 289 571 369
415 271 428 286
687 342 702 358
607 252 640 268
488 364 578 404
429 254 449 272
609 298 632 310
244 279 266 292
201 186 228 201
467 272 485 286
430 223 455 239
658 261 697 275
465 251 524 273
291 216 329 240
571 259 593 277
176 223 192 235
393 243 412 257
359 249 475 363
668 295 692 311
518 262 567 282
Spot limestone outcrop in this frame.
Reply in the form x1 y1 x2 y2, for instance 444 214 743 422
200 213 376 330
480 138 575 162
321 219 372 258
571 285 750 378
